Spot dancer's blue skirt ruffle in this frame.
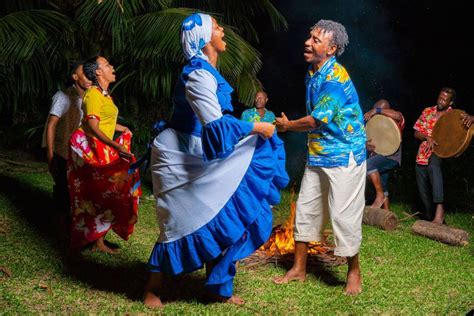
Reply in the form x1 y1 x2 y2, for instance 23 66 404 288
148 116 288 297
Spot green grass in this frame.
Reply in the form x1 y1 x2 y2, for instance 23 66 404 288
0 156 473 314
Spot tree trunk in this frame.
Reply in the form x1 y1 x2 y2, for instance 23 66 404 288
363 207 398 231
411 220 470 246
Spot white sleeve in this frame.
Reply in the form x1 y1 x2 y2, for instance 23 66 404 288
185 69 223 125
48 91 69 118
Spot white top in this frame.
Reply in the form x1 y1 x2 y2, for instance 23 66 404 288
42 86 83 159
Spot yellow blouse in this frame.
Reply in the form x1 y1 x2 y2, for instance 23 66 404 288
81 87 118 139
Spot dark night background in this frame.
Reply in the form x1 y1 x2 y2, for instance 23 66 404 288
255 0 472 122
249 0 473 210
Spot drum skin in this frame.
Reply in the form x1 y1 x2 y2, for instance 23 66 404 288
432 109 473 158
365 115 401 156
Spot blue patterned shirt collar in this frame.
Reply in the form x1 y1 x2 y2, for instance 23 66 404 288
308 56 336 78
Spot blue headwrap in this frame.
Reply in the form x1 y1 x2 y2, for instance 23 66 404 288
180 13 213 61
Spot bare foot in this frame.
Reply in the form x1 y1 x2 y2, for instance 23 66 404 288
144 291 163 309
273 268 306 285
208 293 245 305
431 218 445 225
370 196 387 209
344 270 362 295
226 295 245 305
92 240 119 254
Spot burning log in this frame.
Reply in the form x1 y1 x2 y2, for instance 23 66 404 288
411 220 470 246
363 206 398 231
242 190 346 268
261 192 330 256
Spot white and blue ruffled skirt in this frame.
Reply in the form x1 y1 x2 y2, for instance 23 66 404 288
148 115 288 297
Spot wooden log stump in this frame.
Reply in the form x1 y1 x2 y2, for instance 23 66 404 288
411 220 470 246
363 207 398 231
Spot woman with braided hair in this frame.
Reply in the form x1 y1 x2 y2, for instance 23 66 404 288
67 56 141 254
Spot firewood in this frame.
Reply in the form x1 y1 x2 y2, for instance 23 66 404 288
363 206 398 231
411 220 470 246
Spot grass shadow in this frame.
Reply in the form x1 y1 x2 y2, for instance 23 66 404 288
0 173 150 300
273 260 345 287
0 172 229 305
0 173 61 243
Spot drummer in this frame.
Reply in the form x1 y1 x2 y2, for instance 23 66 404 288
414 87 473 224
363 99 405 210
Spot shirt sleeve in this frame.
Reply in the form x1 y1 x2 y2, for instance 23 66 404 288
185 70 253 160
310 81 347 124
241 109 250 121
49 91 69 117
413 108 428 135
82 89 103 120
185 69 223 125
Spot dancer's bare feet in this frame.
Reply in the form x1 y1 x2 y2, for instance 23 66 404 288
273 268 306 284
274 242 309 285
227 295 245 305
208 292 245 305
344 269 362 295
144 291 163 309
345 254 362 296
92 237 119 254
144 272 164 308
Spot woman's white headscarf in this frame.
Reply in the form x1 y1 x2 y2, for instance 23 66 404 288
180 13 213 61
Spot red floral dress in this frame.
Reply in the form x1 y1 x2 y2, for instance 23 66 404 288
67 89 141 249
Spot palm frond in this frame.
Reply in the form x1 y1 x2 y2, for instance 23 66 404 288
160 0 287 42
0 10 73 64
129 7 263 104
1 0 45 14
0 0 287 124
0 9 74 117
233 71 263 106
75 0 142 55
117 57 179 101
131 7 193 61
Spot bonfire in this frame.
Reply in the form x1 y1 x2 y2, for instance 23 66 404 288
241 192 346 268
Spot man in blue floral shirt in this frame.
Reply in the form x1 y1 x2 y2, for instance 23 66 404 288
241 91 276 123
275 19 366 295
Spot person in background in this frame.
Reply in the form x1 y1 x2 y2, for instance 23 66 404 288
364 99 405 210
67 56 141 254
414 87 473 224
241 91 276 123
44 62 91 216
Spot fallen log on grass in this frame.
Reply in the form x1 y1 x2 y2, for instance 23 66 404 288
411 220 470 246
363 207 398 231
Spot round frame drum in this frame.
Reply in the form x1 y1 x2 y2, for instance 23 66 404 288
432 109 473 158
365 115 401 156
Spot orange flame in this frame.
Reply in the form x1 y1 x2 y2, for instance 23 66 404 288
261 191 330 255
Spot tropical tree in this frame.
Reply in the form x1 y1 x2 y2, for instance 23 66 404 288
0 0 287 130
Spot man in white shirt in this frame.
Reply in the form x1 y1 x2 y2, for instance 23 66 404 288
43 62 91 214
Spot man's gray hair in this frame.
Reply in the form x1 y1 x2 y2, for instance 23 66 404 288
311 19 349 56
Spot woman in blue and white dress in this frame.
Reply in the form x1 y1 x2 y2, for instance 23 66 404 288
144 13 288 307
